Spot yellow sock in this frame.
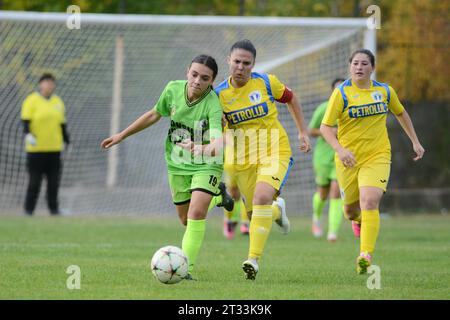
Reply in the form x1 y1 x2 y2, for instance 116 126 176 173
360 209 380 254
272 202 281 221
248 205 273 260
239 199 249 223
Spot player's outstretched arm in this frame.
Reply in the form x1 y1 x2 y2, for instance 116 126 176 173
286 92 311 153
394 110 425 161
101 109 161 149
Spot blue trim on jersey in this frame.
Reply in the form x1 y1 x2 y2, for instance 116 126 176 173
214 78 230 96
338 79 352 111
279 157 294 193
251 72 274 102
372 80 391 104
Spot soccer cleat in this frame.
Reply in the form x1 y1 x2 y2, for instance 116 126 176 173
356 252 372 275
183 273 197 281
223 218 237 240
240 222 249 235
352 221 361 238
327 232 337 242
242 259 259 280
274 197 290 235
217 182 235 211
312 219 323 238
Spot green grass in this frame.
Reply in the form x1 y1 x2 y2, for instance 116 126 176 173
0 214 449 299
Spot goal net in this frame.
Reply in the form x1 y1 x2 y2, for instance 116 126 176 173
0 12 373 216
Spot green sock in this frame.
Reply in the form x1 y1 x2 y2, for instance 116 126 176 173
328 198 343 234
182 219 206 273
207 195 222 212
229 199 240 222
313 192 326 221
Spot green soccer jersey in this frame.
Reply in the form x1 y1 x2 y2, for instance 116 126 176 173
155 80 223 175
309 101 335 166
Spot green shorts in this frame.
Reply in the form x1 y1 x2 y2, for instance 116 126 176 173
313 162 337 187
168 171 222 205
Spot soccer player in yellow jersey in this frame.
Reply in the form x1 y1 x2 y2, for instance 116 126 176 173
320 49 425 274
215 39 311 280
21 73 70 216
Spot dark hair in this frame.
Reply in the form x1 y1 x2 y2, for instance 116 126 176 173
39 73 55 83
230 39 257 59
332 78 346 89
349 49 375 67
190 54 218 80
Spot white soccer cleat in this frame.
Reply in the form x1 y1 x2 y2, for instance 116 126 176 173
242 259 259 280
274 197 290 235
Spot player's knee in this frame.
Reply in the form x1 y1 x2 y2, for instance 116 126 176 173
344 206 359 220
360 195 380 210
229 186 240 200
187 207 207 221
318 187 329 200
360 199 379 210
252 193 272 205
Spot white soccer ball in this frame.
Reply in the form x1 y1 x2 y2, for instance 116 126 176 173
150 245 189 284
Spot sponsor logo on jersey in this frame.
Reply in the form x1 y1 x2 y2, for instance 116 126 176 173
248 90 262 104
348 102 388 118
167 120 210 144
225 102 269 125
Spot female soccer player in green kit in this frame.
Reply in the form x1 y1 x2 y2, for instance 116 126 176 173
309 78 345 242
320 49 425 274
101 54 232 280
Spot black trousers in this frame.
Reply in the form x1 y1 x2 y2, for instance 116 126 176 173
25 152 62 214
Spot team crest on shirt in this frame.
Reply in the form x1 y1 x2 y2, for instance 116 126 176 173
248 90 262 104
371 91 383 102
170 105 176 116
54 104 62 111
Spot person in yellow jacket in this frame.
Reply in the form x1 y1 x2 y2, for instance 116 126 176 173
21 73 70 215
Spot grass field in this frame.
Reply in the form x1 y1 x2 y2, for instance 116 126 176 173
0 213 448 299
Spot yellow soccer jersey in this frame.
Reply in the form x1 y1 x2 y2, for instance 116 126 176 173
214 72 292 166
21 92 66 152
322 79 405 164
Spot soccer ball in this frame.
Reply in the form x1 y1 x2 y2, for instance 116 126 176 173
150 245 189 284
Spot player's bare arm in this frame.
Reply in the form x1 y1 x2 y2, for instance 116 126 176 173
286 92 311 153
101 109 161 149
394 110 425 161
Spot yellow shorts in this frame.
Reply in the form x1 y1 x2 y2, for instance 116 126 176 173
224 156 294 213
336 156 391 205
